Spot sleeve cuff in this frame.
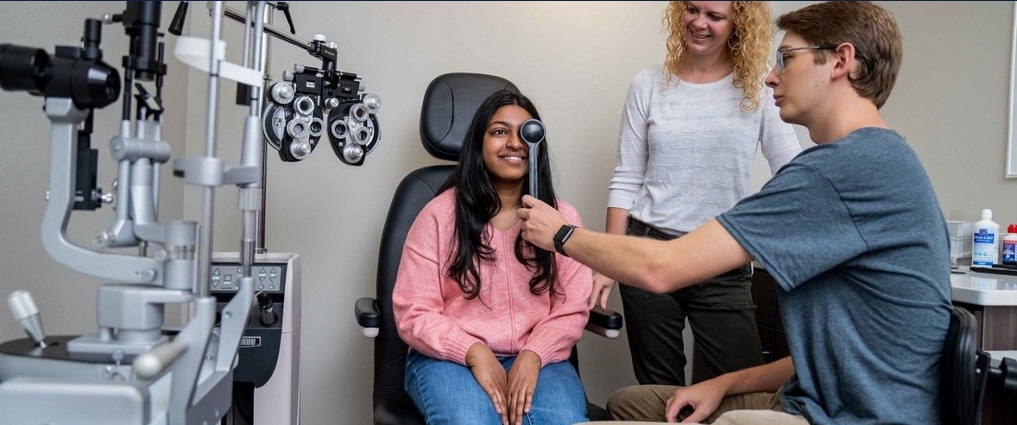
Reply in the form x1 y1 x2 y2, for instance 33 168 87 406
444 333 483 365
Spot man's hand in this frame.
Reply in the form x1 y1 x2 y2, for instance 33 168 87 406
506 350 541 425
665 377 731 423
589 272 616 309
518 195 567 252
467 343 509 425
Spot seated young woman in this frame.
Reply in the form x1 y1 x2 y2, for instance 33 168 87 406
393 89 592 425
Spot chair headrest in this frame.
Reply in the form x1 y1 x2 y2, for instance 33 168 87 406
419 73 519 161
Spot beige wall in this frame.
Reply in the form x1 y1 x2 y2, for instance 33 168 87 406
882 2 1017 225
1 2 1015 424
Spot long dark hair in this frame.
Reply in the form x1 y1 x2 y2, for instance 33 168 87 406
441 90 561 300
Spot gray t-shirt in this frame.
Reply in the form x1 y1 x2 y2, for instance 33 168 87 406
718 128 952 424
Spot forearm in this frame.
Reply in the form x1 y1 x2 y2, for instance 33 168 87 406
396 307 482 364
563 227 678 293
524 297 589 364
605 207 629 235
562 220 751 294
466 342 496 366
395 259 482 363
715 357 794 396
521 199 751 294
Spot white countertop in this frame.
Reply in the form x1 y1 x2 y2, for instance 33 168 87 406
950 267 1017 306
987 350 1017 359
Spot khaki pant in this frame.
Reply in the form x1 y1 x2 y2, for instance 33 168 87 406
605 384 808 425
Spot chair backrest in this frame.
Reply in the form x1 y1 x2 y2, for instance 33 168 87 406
371 73 518 425
940 305 989 425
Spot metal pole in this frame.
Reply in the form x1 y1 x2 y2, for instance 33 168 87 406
256 3 274 254
196 1 225 298
222 3 309 50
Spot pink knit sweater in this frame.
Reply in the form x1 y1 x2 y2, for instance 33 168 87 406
393 189 592 367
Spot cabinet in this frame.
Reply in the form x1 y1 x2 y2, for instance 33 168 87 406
950 269 1017 424
750 268 788 364
953 301 1017 425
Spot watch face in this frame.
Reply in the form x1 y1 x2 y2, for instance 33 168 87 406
554 225 574 242
554 225 575 256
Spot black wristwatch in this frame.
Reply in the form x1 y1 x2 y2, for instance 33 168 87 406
553 224 577 257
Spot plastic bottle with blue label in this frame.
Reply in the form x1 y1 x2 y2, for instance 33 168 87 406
971 209 999 267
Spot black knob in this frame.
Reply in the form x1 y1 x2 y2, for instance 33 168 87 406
520 118 545 145
168 1 189 36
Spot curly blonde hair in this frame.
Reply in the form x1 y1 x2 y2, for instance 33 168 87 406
663 1 773 112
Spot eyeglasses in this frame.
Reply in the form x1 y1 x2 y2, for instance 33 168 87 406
775 46 837 72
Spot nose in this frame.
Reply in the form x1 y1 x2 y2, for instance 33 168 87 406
692 14 708 29
507 131 524 150
764 66 779 88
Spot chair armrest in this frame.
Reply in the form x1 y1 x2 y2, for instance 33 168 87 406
356 298 623 339
585 306 623 339
355 297 380 338
989 355 1017 392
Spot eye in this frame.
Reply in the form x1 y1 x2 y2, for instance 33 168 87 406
491 128 508 136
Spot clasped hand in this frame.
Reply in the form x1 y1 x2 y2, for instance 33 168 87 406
466 343 541 425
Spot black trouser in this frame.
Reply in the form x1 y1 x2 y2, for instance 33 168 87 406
619 218 764 386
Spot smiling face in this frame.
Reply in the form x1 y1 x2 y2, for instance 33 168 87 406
683 1 736 59
482 104 532 189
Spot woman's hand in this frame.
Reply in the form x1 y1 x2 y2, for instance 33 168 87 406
506 350 541 425
588 271 616 309
467 343 509 425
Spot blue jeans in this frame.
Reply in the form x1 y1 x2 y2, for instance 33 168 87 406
405 349 589 425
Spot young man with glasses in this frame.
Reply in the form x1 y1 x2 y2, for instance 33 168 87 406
519 2 952 424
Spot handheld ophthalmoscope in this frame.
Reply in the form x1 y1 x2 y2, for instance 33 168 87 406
519 118 545 199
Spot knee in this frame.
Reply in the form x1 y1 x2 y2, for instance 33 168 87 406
527 408 588 425
422 401 502 424
606 385 636 413
609 384 681 421
607 385 669 421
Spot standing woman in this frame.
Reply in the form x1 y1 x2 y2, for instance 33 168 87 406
394 90 592 425
591 1 801 386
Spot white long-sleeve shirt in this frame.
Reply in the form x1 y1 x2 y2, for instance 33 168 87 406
608 66 801 234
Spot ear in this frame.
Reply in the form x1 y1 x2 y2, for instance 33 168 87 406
829 42 857 81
